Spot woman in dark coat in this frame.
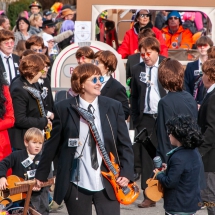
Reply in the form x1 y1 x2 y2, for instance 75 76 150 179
9 54 51 150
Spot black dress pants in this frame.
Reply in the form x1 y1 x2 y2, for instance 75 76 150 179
64 183 120 215
132 114 157 190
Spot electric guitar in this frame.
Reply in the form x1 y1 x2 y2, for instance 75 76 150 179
0 175 55 206
72 105 140 205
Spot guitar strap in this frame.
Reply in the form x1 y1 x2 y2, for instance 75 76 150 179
106 114 120 165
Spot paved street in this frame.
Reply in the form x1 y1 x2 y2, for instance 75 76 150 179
51 179 208 215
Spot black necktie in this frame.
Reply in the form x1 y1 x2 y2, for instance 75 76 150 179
4 56 12 84
88 104 99 170
147 67 152 111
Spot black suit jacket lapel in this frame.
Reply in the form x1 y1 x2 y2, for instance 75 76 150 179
12 54 20 76
0 56 5 71
68 96 80 134
101 76 113 96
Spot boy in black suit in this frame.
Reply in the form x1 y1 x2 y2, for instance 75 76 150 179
184 36 213 106
0 127 49 214
198 59 215 215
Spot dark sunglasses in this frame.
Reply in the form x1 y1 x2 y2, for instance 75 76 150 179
140 52 151 58
88 76 104 84
32 48 43 53
197 44 208 48
169 16 179 20
139 14 150 18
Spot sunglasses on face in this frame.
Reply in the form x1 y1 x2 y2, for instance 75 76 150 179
40 69 46 74
139 14 150 18
140 52 151 58
197 44 208 48
32 49 43 53
169 16 179 20
87 76 104 84
2 41 14 46
94 60 100 66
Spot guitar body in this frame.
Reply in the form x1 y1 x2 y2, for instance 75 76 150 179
101 153 140 205
0 175 27 205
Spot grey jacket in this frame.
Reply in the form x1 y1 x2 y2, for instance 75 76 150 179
14 31 32 50
29 26 41 35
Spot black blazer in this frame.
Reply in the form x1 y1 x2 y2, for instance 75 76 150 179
184 60 205 104
101 76 130 120
0 149 41 179
0 53 20 78
198 88 215 172
156 91 198 163
35 96 134 204
8 76 48 149
131 55 166 128
126 53 140 80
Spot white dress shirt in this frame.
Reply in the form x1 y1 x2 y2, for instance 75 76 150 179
72 96 104 191
207 83 215 94
144 58 161 114
101 74 110 89
0 51 16 84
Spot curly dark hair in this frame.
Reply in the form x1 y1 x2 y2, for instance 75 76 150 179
0 66 8 119
166 115 203 149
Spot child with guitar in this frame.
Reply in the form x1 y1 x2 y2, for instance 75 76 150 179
0 127 50 214
153 115 204 215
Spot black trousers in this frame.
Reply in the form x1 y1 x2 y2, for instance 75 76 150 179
132 114 157 190
64 183 120 215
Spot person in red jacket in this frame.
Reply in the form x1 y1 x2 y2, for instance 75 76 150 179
117 9 168 59
161 11 193 49
0 67 15 175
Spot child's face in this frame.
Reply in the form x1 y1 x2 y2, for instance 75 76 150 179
24 139 43 155
169 134 181 147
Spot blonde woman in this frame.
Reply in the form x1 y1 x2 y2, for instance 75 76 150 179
29 13 43 35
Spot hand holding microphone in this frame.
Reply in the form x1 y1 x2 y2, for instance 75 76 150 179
153 156 167 173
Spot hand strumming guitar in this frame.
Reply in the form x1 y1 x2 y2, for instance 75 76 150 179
0 177 8 190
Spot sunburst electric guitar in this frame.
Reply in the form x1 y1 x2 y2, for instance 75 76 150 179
72 105 140 205
0 175 55 206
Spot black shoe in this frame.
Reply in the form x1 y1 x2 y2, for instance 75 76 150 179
134 172 140 181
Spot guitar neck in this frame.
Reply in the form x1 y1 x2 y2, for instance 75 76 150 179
10 178 54 196
90 122 118 176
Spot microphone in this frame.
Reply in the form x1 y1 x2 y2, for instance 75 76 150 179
153 156 163 171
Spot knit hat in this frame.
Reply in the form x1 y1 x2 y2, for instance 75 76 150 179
61 8 75 18
167 11 181 20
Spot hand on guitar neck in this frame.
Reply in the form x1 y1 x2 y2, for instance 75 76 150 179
0 176 41 192
116 177 129 187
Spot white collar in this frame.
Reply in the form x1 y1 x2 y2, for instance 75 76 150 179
0 50 12 58
207 83 215 94
145 57 159 69
102 74 110 83
79 96 98 111
38 78 44 84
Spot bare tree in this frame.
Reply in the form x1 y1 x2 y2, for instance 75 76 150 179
38 0 76 9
